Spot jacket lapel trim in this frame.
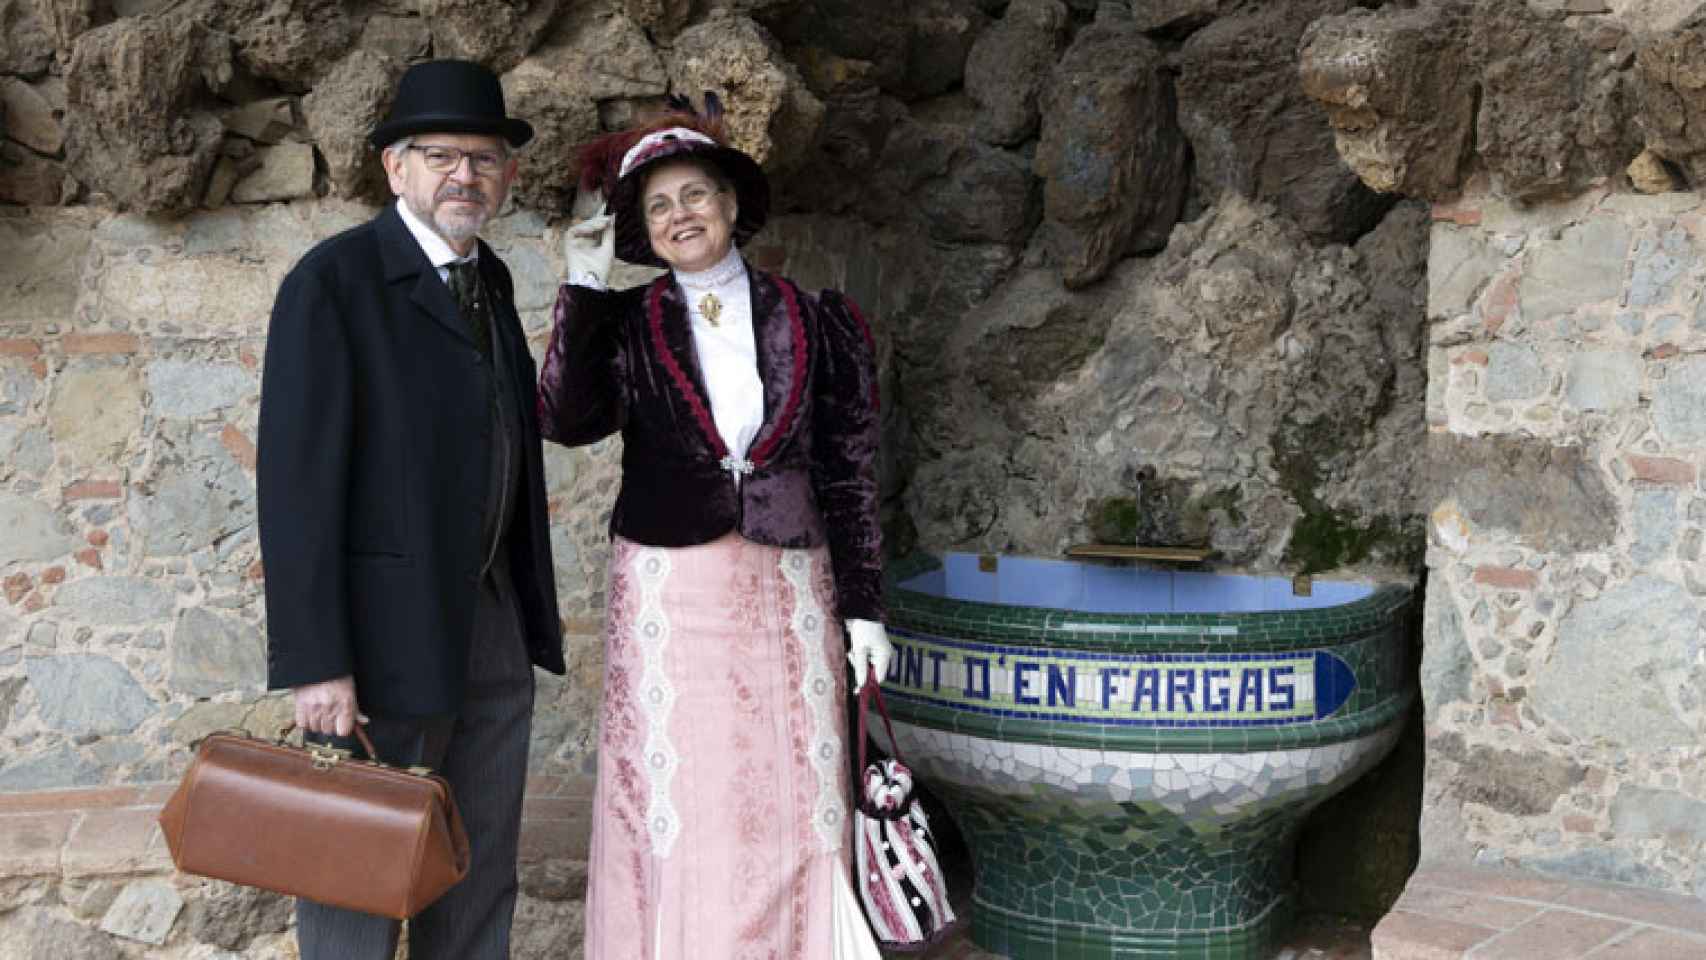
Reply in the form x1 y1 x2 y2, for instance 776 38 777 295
647 276 727 459
745 274 807 467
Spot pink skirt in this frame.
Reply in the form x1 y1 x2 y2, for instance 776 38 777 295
585 534 853 960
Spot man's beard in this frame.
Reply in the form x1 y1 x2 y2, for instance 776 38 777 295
415 184 493 247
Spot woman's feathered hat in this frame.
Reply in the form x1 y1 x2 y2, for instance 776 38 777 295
576 94 770 268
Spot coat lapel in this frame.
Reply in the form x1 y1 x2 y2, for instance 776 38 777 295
745 269 808 466
375 204 476 349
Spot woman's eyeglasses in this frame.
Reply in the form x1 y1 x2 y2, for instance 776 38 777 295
644 184 724 224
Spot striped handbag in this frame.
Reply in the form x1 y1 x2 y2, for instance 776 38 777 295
853 669 959 950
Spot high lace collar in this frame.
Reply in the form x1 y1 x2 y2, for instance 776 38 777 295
673 245 747 293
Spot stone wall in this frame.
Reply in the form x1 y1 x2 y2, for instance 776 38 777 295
1297 0 1706 902
1420 183 1706 894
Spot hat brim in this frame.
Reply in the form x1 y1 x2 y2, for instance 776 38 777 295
370 115 535 150
605 141 770 268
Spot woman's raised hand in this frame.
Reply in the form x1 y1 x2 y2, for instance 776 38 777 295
564 201 615 289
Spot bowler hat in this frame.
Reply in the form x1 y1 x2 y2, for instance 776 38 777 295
369 59 533 149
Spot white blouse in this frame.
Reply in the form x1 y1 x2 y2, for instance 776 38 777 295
675 247 764 469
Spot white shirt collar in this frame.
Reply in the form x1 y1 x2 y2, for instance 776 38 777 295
674 246 746 294
396 198 478 270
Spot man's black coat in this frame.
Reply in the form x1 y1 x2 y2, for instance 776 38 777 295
258 204 565 716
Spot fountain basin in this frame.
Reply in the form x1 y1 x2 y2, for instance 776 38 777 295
878 553 1414 959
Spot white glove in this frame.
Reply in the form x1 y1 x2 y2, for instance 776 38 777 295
564 202 614 290
846 618 895 694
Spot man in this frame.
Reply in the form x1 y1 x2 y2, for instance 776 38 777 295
257 59 564 959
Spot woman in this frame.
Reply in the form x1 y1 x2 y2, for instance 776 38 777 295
538 102 893 958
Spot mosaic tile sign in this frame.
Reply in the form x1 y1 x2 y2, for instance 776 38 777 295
884 629 1359 728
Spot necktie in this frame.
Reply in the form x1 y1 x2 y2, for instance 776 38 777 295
446 259 491 358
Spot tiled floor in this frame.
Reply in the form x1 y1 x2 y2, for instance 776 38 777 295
1372 863 1706 959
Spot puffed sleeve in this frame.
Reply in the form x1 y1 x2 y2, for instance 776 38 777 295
810 288 884 623
258 263 354 689
538 282 628 446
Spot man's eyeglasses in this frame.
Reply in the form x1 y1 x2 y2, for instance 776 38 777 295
644 184 724 224
407 145 508 177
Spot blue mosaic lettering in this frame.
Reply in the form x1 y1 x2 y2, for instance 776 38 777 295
1203 668 1231 712
927 650 948 692
1167 668 1196 713
1015 661 1040 706
963 655 991 700
884 646 902 682
1047 664 1076 708
1237 668 1263 712
1100 667 1128 710
1268 666 1295 711
902 645 925 689
1132 668 1162 712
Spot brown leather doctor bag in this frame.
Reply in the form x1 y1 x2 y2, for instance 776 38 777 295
157 725 469 919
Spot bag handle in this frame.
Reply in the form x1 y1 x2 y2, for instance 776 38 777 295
857 664 907 775
281 722 384 765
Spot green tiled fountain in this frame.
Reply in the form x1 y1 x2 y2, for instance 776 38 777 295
877 553 1414 959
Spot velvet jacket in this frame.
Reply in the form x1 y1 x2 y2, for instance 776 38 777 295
537 266 884 622
257 205 566 716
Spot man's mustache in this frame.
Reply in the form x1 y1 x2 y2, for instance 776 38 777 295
437 186 488 205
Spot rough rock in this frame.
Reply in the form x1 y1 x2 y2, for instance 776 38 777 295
1533 576 1698 747
62 15 228 213
49 362 143 470
963 0 1067 146
99 880 182 945
624 0 691 38
230 143 315 203
1436 736 1585 816
1518 216 1631 320
226 0 357 89
359 13 432 63
182 882 292 950
1610 786 1706 848
145 358 254 419
0 493 79 564
1299 4 1476 200
170 607 265 696
774 89 906 215
1177 0 1392 243
1125 0 1236 34
302 49 402 202
767 0 910 94
420 0 559 74
503 8 665 213
901 0 989 102
2 78 63 154
0 140 66 205
52 576 176 624
1653 356 1706 446
1420 584 1471 721
0 0 54 77
25 654 154 735
1470 3 1641 201
221 97 294 144
30 0 108 65
1564 350 1642 412
668 16 825 173
1633 10 1706 188
1034 18 1189 288
1425 435 1617 553
128 428 254 555
1628 148 1683 193
870 118 1037 245
0 911 125 960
